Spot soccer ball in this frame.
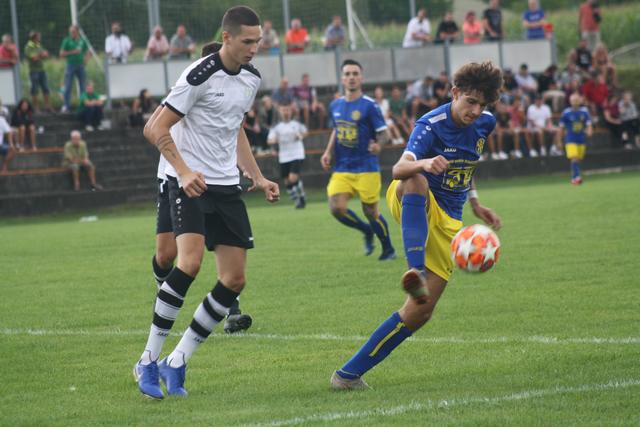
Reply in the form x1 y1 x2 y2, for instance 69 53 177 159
450 224 501 273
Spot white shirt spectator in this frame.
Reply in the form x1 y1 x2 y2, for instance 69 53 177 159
515 73 538 93
0 116 11 144
403 17 431 47
527 103 551 129
268 120 307 163
105 33 132 64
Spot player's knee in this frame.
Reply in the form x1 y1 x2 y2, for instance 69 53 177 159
177 258 201 277
156 248 177 269
220 274 245 293
402 173 428 195
330 204 348 218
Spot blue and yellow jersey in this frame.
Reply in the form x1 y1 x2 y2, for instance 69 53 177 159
329 95 387 173
405 103 496 220
559 107 591 144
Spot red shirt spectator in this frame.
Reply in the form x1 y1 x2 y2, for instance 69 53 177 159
462 12 483 44
579 0 600 32
582 74 609 111
285 18 309 54
0 34 18 69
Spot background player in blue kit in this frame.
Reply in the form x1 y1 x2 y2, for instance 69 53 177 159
331 62 503 390
558 93 593 185
321 59 395 261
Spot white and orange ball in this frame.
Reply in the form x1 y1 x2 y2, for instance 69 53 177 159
450 224 501 273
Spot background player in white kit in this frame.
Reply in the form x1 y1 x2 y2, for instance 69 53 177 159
133 6 279 400
268 103 308 208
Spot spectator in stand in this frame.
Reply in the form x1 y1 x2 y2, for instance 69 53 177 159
0 34 18 68
0 98 10 120
59 25 89 112
144 26 169 61
538 65 565 112
515 63 538 100
0 114 15 173
285 18 310 54
258 20 280 54
569 38 593 74
407 75 436 120
527 95 561 157
293 73 326 129
105 21 133 64
560 62 583 93
619 91 639 149
63 130 102 191
581 71 609 119
24 31 51 112
129 88 157 127
324 16 346 50
483 0 503 41
507 96 529 158
373 86 404 145
592 43 617 88
258 95 279 130
603 93 623 147
272 78 296 110
462 11 483 44
435 12 459 44
579 0 601 51
402 8 431 47
11 99 37 152
243 104 270 154
432 71 452 106
169 25 195 60
522 0 547 40
77 82 104 132
388 85 412 139
487 99 509 160
500 68 518 104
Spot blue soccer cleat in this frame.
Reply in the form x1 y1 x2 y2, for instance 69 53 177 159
364 231 375 256
158 358 188 396
133 361 164 400
378 246 397 261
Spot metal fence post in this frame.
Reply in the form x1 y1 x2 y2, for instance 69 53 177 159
9 0 22 103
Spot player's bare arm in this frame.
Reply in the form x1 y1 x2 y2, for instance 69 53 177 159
143 107 206 198
237 126 280 202
369 129 390 154
392 152 449 180
468 179 502 230
321 130 336 171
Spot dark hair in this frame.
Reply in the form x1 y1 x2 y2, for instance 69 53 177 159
341 59 362 71
453 61 503 104
201 41 222 57
222 6 260 35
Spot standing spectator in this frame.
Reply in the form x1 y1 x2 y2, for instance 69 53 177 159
144 26 169 61
387 85 412 139
11 99 37 151
24 31 51 112
63 130 102 191
402 8 431 47
522 0 547 40
579 0 601 51
373 86 404 145
619 91 639 149
0 34 18 68
435 12 459 44
592 43 617 88
129 89 156 127
483 0 503 41
432 71 451 106
285 18 309 53
324 16 345 50
581 71 609 119
258 20 280 54
105 21 133 64
271 78 296 109
569 38 593 73
293 73 326 129
77 82 104 132
526 95 560 157
59 25 89 113
462 11 483 44
0 114 15 173
169 25 195 60
515 63 538 100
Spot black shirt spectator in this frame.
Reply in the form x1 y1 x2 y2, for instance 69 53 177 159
435 12 459 44
571 39 592 72
482 0 503 41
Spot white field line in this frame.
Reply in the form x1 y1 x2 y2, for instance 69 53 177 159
1 328 639 345
236 379 640 427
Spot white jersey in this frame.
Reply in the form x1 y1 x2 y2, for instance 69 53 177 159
163 52 261 186
268 120 307 163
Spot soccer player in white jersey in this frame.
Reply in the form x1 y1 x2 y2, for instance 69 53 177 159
133 6 279 400
268 103 308 208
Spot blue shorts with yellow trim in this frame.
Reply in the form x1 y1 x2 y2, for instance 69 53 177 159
386 180 463 281
565 143 586 160
327 172 381 204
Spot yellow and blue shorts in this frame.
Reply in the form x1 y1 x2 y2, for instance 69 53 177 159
327 172 381 204
565 143 586 160
386 180 463 281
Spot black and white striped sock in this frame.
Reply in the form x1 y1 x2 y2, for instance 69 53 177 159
152 255 173 289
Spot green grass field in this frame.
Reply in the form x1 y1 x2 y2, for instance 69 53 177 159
1 172 639 426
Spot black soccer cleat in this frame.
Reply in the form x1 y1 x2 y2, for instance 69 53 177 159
224 313 253 334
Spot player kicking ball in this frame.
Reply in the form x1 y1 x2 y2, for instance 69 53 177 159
558 93 592 185
331 62 503 390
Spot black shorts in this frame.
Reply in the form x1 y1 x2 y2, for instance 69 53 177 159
156 179 173 234
167 177 254 251
279 159 303 178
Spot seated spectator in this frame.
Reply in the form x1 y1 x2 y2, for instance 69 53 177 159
569 38 592 74
432 71 452 106
63 130 102 191
526 95 561 156
258 20 280 54
482 0 503 41
515 63 538 100
145 26 169 61
272 78 296 110
387 85 412 139
0 97 10 120
538 65 565 112
402 8 431 47
11 99 37 151
257 95 279 129
130 89 157 127
435 12 459 44
407 76 437 120
522 0 547 40
619 90 639 149
581 71 609 119
603 94 623 147
373 86 404 145
169 25 195 60
463 11 483 44
78 82 104 132
507 97 529 158
285 18 309 54
592 43 617 88
500 68 518 104
0 114 15 173
324 16 345 50
292 73 326 129
243 105 270 154
560 63 583 93
487 99 509 160
0 34 18 68
105 21 133 64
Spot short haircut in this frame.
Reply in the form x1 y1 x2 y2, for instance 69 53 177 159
222 6 260 36
453 61 503 104
341 59 362 71
201 41 222 57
